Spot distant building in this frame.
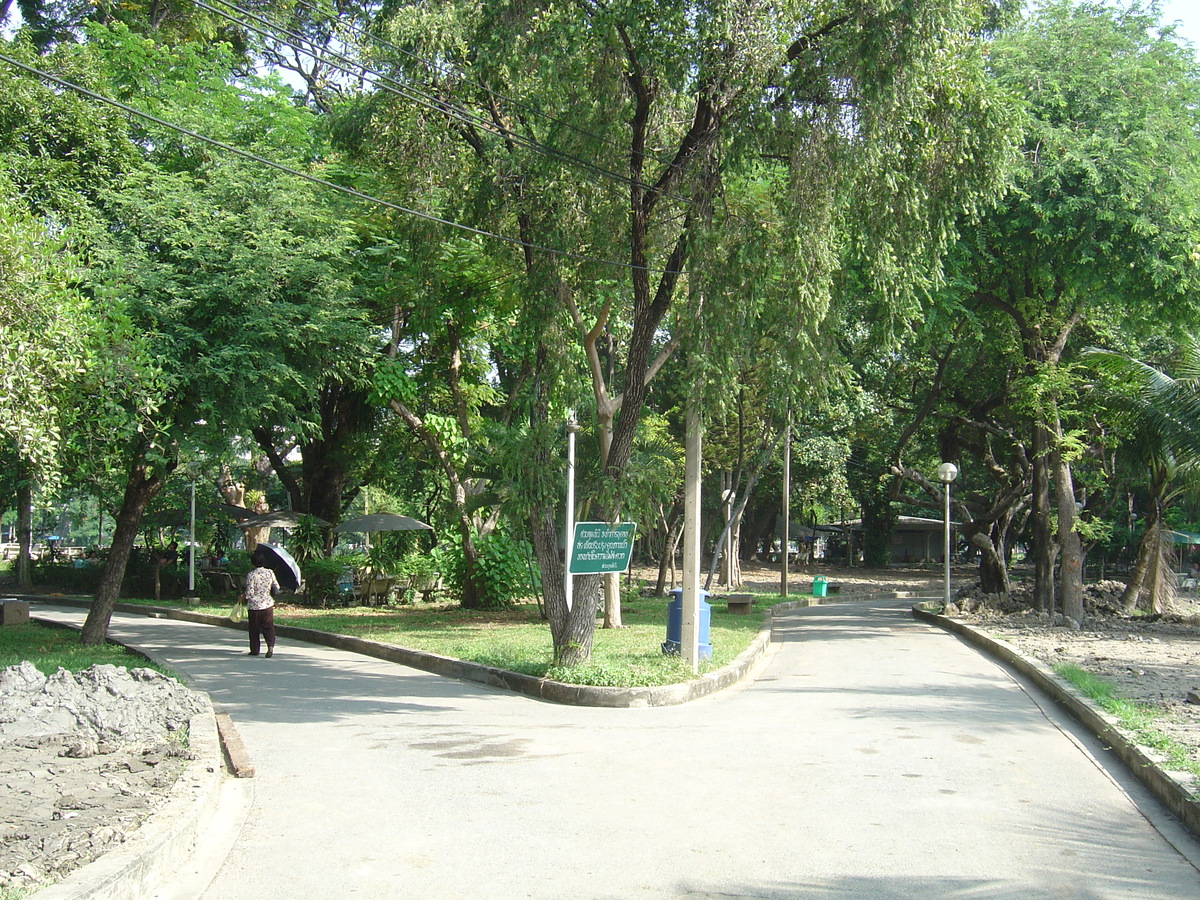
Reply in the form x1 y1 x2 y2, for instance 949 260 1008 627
820 516 957 565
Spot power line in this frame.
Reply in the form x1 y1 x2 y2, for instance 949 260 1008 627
287 0 677 170
0 51 680 276
199 0 676 202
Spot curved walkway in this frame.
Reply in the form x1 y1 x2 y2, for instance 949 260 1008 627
32 599 1200 900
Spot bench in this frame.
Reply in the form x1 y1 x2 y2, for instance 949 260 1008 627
725 594 754 614
353 576 396 606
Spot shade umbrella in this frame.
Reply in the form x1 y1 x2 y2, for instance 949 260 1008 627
240 510 330 529
333 513 433 533
255 542 302 591
219 504 255 523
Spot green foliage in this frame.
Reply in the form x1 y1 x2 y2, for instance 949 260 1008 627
224 550 252 576
430 529 536 610
28 560 104 594
288 514 329 565
473 530 537 607
302 555 352 607
370 357 417 407
0 177 90 486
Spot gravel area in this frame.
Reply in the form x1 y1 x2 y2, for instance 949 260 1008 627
0 662 208 895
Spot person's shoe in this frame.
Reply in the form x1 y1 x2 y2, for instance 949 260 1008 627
247 651 259 656
265 648 274 658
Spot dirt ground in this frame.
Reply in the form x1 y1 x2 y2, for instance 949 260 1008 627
5 565 1199 893
0 663 204 894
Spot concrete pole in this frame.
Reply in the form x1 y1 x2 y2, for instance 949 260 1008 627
565 412 578 612
682 397 703 673
943 482 952 607
188 478 196 594
937 462 958 609
780 410 791 596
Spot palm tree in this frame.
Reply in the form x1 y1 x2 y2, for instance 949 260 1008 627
1085 343 1200 614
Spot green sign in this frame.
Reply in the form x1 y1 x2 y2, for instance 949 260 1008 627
569 522 637 574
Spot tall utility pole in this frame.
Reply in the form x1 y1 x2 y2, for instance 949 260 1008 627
565 412 578 611
780 409 791 596
682 396 703 672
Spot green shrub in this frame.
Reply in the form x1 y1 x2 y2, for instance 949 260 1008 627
482 531 537 603
300 555 351 607
30 560 104 594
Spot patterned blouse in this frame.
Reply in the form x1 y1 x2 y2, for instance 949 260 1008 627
244 566 281 611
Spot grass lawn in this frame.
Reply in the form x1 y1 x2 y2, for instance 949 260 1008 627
1054 663 1200 783
119 592 770 688
0 620 171 676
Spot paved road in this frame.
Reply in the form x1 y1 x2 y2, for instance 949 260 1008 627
38 599 1200 899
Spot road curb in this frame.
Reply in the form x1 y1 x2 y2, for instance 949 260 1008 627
124 598 776 708
26 591 933 708
912 603 1200 840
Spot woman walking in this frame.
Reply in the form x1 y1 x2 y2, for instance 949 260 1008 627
244 546 281 657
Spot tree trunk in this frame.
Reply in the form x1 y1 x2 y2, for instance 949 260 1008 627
655 509 683 597
969 529 1011 594
1030 422 1055 613
1121 493 1172 614
602 572 622 628
82 454 173 645
1053 442 1084 625
529 501 597 665
16 476 31 588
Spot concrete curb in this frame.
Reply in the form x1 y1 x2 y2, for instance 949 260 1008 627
29 702 225 900
29 596 775 708
912 603 1200 840
25 590 936 708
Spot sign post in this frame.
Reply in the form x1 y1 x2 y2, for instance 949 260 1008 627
569 522 637 575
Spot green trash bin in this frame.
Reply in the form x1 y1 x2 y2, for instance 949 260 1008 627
812 576 828 598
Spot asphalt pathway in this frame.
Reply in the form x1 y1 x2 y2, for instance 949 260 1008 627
36 599 1200 899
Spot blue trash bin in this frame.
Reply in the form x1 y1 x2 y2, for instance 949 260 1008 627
662 589 712 660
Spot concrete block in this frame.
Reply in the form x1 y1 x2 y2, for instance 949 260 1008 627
1 600 30 625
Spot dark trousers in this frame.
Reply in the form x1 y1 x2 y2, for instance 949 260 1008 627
248 607 276 655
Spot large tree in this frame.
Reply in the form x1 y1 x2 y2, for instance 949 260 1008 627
3 26 377 643
956 1 1200 622
341 0 1016 663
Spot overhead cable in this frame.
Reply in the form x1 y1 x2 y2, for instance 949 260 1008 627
199 0 676 202
0 51 680 275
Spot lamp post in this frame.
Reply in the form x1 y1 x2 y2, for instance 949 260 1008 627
937 462 958 609
183 472 199 604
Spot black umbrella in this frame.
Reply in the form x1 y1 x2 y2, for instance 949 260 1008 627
254 542 302 591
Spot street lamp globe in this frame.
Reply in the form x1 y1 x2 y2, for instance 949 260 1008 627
937 462 958 485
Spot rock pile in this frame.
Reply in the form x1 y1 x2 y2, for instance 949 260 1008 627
949 579 1139 624
0 662 209 893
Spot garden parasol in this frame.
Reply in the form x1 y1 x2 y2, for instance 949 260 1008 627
240 510 330 529
254 542 302 591
333 513 432 534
